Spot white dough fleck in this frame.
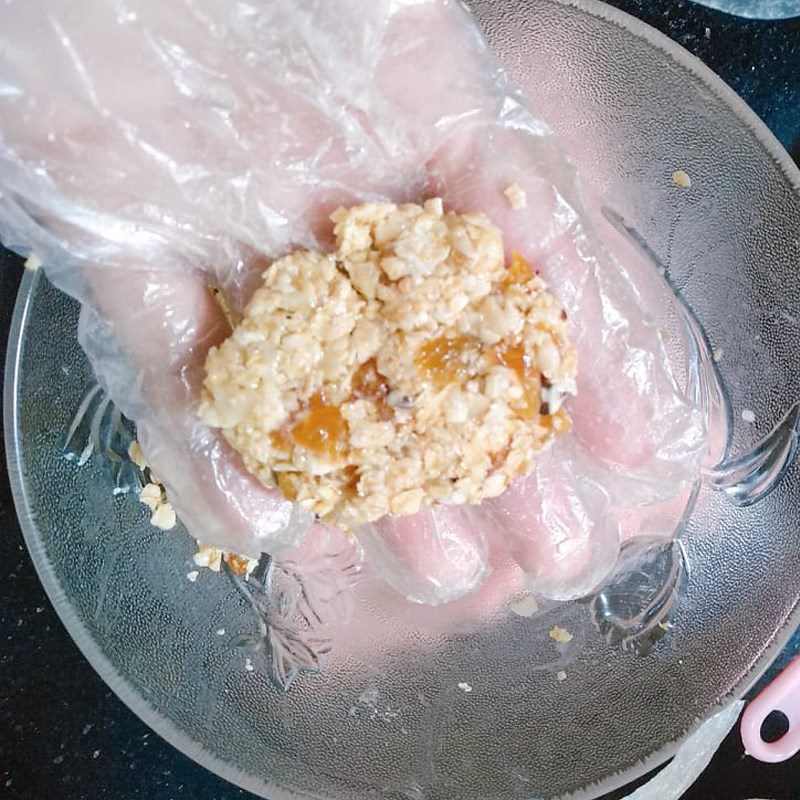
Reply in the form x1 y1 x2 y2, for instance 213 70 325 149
671 169 692 188
509 595 539 618
504 182 527 210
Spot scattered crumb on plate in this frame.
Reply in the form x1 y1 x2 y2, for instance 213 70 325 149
138 482 163 511
671 170 692 189
193 542 223 572
741 409 756 423
137 473 175 530
658 620 673 631
556 670 567 682
128 440 148 470
549 625 574 644
245 658 255 672
224 552 259 578
458 682 473 693
24 251 42 271
712 347 723 363
504 182 527 210
192 541 256 578
509 595 539 618
186 570 199 583
151 501 177 530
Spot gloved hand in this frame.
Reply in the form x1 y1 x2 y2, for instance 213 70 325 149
0 0 706 604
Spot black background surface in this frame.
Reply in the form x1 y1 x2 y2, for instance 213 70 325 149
1 2 799 798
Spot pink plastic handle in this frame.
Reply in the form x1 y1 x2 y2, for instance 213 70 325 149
741 655 800 763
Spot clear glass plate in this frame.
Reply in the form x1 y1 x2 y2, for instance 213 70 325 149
5 1 800 798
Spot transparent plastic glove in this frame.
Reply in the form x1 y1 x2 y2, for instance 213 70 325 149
428 127 707 504
485 444 622 602
620 702 744 800
357 508 489 606
79 267 312 557
0 0 493 561
0 0 706 600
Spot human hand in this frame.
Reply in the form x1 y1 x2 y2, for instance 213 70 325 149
0 0 705 604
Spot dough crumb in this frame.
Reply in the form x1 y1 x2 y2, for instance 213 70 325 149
192 541 255 577
186 570 199 583
504 182 527 210
741 408 756 423
671 169 692 189
209 284 237 327
556 670 567 682
128 440 148 471
24 251 42 271
138 482 163 511
137 468 179 531
193 542 223 572
712 346 723 363
549 625 574 644
150 502 177 530
509 595 539 618
224 552 259 579
458 682 473 693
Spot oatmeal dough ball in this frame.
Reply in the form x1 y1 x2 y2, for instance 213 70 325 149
200 200 577 528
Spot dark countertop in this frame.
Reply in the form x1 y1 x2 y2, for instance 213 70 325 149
1 2 798 799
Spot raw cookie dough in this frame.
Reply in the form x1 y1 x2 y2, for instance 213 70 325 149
200 199 577 528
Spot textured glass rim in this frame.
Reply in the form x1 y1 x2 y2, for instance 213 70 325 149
4 2 800 798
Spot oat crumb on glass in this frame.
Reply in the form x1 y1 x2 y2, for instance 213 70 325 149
671 169 692 188
549 625 574 644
